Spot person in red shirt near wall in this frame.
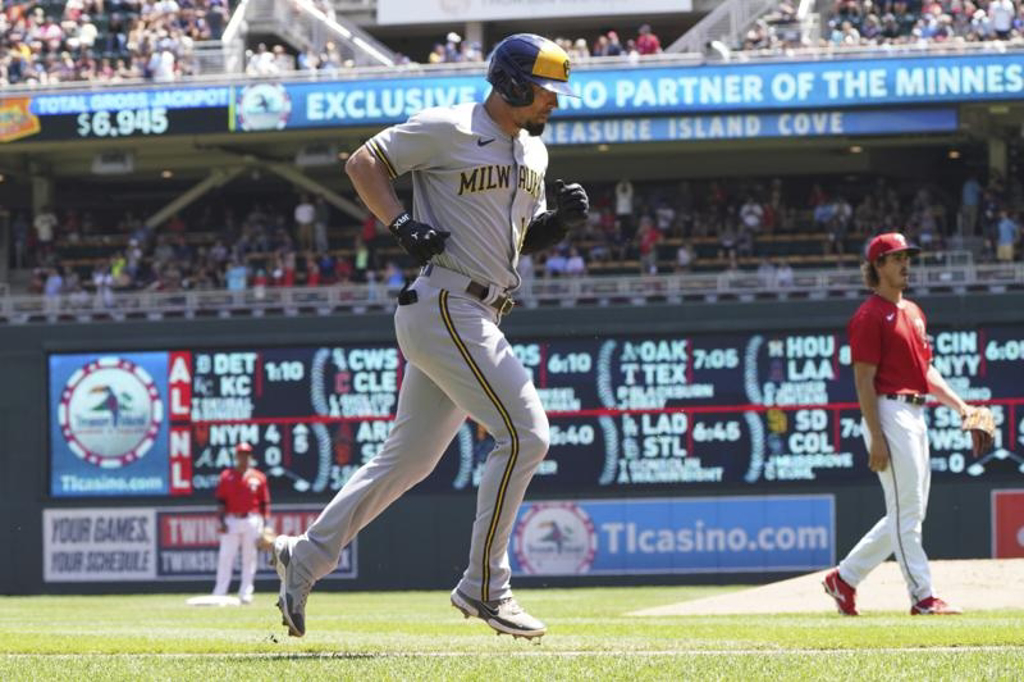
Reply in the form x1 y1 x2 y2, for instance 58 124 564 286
822 233 985 617
212 442 271 604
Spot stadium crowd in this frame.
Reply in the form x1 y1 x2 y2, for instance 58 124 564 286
0 0 673 86
13 172 1021 304
823 0 1024 47
0 0 231 85
425 24 665 66
10 0 1024 86
717 0 1024 53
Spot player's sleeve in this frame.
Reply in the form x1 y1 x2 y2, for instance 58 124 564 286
848 309 882 366
259 474 270 516
916 304 933 362
214 471 228 502
365 110 449 179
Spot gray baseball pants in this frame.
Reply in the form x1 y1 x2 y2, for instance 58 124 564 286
288 271 549 602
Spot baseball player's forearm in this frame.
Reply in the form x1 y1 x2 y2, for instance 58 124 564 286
345 146 405 225
853 362 884 439
926 365 969 416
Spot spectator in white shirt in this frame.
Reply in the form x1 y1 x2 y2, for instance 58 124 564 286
775 260 794 288
756 258 777 288
294 195 316 252
740 197 765 233
34 206 58 257
565 247 586 276
989 0 1015 38
544 250 568 278
675 241 694 272
615 179 635 238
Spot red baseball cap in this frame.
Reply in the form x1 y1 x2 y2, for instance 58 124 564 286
235 442 253 454
866 232 920 262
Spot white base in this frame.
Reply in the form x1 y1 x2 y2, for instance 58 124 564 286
186 595 242 607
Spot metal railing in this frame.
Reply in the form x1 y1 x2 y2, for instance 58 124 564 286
246 0 397 67
669 0 779 54
4 263 1022 325
189 0 249 75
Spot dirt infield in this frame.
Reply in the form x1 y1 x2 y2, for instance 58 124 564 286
629 559 1024 616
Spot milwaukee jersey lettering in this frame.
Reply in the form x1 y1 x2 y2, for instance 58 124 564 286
367 103 548 291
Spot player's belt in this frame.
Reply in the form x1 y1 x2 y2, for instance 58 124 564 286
422 264 515 316
884 393 927 406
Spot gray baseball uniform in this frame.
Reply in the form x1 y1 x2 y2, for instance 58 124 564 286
287 102 551 603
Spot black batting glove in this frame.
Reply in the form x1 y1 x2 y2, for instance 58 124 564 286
388 212 450 265
553 179 589 230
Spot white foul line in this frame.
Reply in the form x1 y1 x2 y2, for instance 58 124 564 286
3 646 1023 659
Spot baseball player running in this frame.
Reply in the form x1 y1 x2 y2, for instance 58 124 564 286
823 232 984 616
271 33 588 640
212 442 270 604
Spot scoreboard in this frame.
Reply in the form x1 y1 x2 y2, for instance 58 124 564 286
48 326 1024 498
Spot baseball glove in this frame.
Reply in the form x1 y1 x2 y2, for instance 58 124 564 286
961 406 995 457
257 525 276 551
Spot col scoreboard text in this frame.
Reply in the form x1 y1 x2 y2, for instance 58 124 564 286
48 326 1024 498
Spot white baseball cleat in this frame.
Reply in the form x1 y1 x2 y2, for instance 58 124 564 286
271 535 311 637
450 588 546 640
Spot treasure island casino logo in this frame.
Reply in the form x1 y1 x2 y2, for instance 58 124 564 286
58 357 164 467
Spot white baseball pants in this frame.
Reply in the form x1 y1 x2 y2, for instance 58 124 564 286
291 273 549 602
838 398 934 603
212 513 263 601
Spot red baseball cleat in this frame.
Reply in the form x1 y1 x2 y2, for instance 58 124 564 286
911 596 963 615
822 569 859 616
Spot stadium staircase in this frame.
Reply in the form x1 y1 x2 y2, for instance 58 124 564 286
190 0 398 75
668 0 820 54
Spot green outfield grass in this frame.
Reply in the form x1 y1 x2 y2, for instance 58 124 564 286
1 587 1022 680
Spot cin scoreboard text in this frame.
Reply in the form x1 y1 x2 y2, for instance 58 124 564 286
48 327 1024 498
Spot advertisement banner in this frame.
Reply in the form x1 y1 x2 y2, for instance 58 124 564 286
992 489 1024 558
156 507 356 580
8 53 1024 143
0 97 41 142
377 0 691 25
1 86 232 144
43 505 356 583
43 508 157 582
510 495 835 576
230 54 1024 132
541 108 958 146
49 353 171 497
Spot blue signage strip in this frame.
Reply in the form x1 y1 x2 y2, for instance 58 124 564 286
23 52 1020 127
509 495 834 576
559 54 1024 114
541 108 958 145
30 86 232 115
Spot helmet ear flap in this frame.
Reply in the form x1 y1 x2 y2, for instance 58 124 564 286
503 69 534 107
489 50 535 107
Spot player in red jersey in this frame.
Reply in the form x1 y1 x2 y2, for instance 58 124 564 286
822 232 983 616
212 442 270 604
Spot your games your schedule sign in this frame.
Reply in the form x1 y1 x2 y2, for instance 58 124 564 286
48 326 1024 498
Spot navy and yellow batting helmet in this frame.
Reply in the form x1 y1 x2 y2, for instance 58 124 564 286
487 34 575 107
